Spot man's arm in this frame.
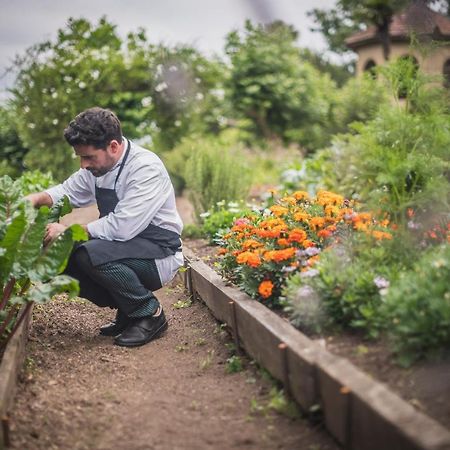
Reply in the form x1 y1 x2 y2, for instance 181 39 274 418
25 192 54 208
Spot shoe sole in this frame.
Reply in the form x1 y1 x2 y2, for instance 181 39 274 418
113 320 169 348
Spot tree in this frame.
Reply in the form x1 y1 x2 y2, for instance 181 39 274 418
11 17 154 179
225 20 336 151
309 0 450 60
0 105 28 177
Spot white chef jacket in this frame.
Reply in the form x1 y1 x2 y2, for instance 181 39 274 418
46 138 184 285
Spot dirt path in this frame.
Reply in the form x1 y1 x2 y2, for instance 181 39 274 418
9 279 338 450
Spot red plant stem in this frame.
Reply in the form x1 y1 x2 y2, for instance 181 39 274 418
0 304 19 338
3 301 33 349
0 278 16 311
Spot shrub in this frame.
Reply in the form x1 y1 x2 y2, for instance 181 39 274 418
200 200 251 244
381 243 450 365
184 135 251 219
283 273 329 335
0 175 87 348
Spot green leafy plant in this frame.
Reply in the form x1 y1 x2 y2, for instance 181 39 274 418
201 200 251 244
0 175 87 348
225 355 243 374
381 243 450 365
184 134 251 219
225 20 336 150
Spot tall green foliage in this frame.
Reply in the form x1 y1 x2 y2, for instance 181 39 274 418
10 17 227 180
0 175 87 348
183 134 251 219
11 17 153 179
225 20 336 150
323 59 450 223
0 105 28 177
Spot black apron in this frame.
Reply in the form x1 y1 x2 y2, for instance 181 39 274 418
81 139 182 266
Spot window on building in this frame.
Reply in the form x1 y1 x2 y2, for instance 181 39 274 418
363 59 377 78
444 59 450 89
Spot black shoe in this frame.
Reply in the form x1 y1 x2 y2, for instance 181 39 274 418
114 309 168 347
99 310 130 336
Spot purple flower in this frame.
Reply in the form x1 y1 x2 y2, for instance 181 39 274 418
373 276 389 289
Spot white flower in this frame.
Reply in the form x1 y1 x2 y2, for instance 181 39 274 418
52 119 59 125
300 269 319 278
63 75 72 83
91 70 100 80
174 120 181 127
141 96 152 107
51 92 58 99
78 81 86 89
195 92 204 100
28 123 35 129
155 82 168 92
199 212 211 218
210 88 225 100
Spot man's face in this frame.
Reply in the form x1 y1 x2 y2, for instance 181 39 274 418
74 142 119 177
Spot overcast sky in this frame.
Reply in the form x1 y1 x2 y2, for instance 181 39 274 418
0 0 336 100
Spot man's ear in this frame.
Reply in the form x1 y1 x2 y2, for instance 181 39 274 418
109 140 121 155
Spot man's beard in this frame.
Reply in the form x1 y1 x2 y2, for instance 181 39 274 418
88 167 109 177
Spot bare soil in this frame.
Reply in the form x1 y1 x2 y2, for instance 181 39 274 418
186 238 450 430
8 282 338 450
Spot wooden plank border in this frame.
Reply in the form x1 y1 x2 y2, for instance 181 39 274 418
0 304 33 449
184 246 450 450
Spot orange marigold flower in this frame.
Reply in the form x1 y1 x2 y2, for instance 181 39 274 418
264 247 296 263
302 240 315 248
277 238 289 247
288 228 307 244
256 228 283 239
293 211 310 222
258 280 274 299
281 196 297 205
217 248 228 255
242 239 263 250
316 191 344 206
317 229 332 238
270 205 289 217
310 216 326 230
292 191 309 201
371 230 392 240
236 251 261 267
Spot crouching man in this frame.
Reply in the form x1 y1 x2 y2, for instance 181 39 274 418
26 107 183 347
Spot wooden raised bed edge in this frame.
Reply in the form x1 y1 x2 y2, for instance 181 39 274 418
183 246 450 450
0 304 33 449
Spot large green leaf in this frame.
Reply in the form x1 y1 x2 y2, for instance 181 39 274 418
11 206 49 279
48 195 72 223
10 274 79 305
29 224 87 282
0 207 27 284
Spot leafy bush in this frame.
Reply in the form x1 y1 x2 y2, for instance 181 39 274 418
0 175 87 348
305 232 405 337
283 274 329 334
184 135 251 219
322 59 450 224
225 20 336 150
381 243 450 365
200 200 251 244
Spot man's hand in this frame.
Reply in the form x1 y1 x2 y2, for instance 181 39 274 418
44 223 67 246
25 192 53 208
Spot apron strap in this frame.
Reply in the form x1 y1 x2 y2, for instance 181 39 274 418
114 139 131 189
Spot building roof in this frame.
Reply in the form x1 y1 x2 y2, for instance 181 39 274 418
346 1 450 50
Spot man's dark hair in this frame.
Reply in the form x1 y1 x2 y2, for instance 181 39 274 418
64 107 123 149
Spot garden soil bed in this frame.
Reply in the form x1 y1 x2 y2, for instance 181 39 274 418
7 281 338 450
185 238 450 430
